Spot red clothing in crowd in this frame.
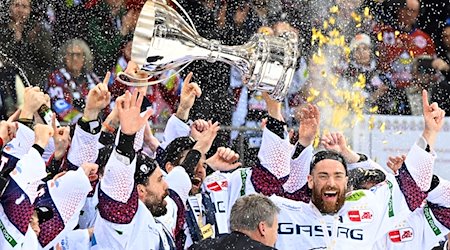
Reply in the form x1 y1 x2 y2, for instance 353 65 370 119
46 68 101 123
374 25 435 88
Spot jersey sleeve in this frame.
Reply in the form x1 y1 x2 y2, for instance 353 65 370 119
0 147 47 237
426 176 450 208
404 136 436 191
282 144 313 194
97 150 138 224
165 166 191 204
257 127 294 179
37 167 92 249
67 124 101 169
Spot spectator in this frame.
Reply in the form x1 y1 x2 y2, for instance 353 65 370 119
344 33 392 114
189 194 279 250
86 0 138 75
0 0 53 87
431 18 450 115
46 38 101 124
374 0 436 115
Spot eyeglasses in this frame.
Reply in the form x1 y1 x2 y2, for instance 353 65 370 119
67 52 84 58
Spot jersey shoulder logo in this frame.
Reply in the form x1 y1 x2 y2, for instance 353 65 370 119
345 190 365 201
348 209 374 222
389 227 414 242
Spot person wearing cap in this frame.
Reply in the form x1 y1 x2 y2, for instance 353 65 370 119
267 89 446 249
344 33 394 114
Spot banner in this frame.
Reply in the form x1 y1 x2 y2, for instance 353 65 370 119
352 115 450 180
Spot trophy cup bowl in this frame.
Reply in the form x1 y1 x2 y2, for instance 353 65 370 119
124 0 299 101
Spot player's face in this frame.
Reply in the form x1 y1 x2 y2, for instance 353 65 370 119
443 27 450 49
142 167 169 217
191 154 207 195
308 159 348 214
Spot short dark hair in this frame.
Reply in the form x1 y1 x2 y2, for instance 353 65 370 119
135 153 159 185
310 151 347 175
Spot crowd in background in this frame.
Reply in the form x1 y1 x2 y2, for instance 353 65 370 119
0 0 450 163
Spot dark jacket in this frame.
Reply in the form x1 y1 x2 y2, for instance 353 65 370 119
189 231 277 250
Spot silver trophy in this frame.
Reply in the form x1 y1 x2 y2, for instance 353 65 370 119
118 0 299 101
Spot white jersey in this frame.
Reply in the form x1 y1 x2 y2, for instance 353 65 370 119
91 150 168 250
271 180 410 250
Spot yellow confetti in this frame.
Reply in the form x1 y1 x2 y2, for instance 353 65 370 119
312 53 326 65
330 5 339 13
330 29 340 37
351 12 361 23
394 30 400 37
329 17 336 25
375 51 380 57
409 50 415 58
364 7 370 17
323 20 329 30
358 74 366 85
368 116 375 130
380 122 386 133
377 32 383 41
369 106 379 113
317 100 326 107
382 140 388 144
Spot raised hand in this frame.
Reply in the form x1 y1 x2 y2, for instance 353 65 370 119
192 121 220 155
386 154 406 174
0 120 18 145
81 162 99 182
117 90 153 135
321 132 347 153
176 72 201 121
83 72 112 120
262 92 283 121
296 104 320 147
52 114 71 160
20 87 48 119
422 90 445 148
190 119 209 141
34 124 54 149
321 132 360 163
143 122 160 152
205 147 242 171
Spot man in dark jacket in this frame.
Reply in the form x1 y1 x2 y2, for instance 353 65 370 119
189 194 279 250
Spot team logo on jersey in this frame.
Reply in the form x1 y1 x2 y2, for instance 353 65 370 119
389 227 414 242
206 180 228 192
348 209 373 222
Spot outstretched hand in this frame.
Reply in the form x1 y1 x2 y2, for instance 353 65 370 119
386 154 406 175
296 104 320 147
192 120 220 155
422 90 445 148
117 90 153 135
84 72 112 120
177 72 201 121
321 132 360 163
205 147 242 172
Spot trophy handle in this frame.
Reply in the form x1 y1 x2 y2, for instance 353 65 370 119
115 61 192 87
169 0 198 35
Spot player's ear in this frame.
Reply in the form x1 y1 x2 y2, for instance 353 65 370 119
307 175 314 189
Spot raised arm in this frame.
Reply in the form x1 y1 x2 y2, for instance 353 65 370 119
67 73 111 169
283 104 318 196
